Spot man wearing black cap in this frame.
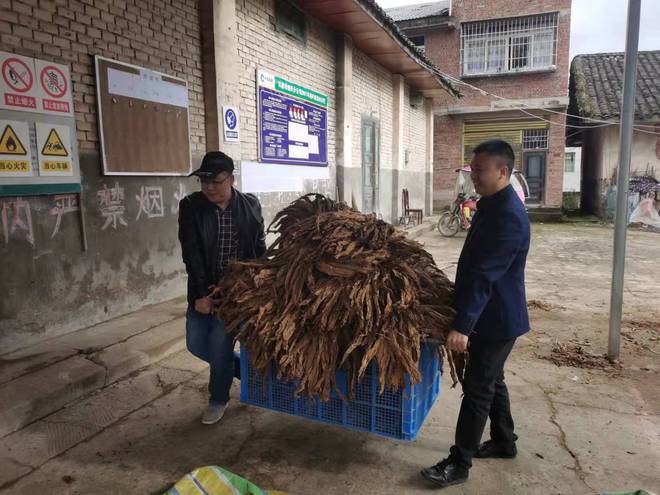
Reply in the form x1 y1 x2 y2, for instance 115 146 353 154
178 151 266 424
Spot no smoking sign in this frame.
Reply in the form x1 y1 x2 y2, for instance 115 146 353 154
2 58 33 93
35 59 72 114
40 66 68 98
0 52 73 115
0 52 37 110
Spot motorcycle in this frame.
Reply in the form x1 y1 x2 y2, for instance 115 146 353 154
437 192 479 237
436 165 530 237
437 166 479 237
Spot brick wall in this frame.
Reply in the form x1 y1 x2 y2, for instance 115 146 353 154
433 112 566 209
1 0 206 155
351 47 393 173
401 85 428 211
428 0 571 108
422 0 571 208
433 114 463 207
350 47 399 216
403 85 427 174
546 111 566 206
344 45 430 218
235 0 336 166
0 0 205 352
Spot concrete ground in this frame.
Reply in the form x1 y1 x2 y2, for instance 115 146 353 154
1 223 658 494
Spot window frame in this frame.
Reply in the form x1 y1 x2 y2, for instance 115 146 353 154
565 152 576 173
274 0 306 44
523 128 549 151
409 35 426 53
460 13 558 77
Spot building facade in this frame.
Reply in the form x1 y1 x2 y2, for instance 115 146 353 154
389 0 572 212
568 51 660 217
0 0 453 352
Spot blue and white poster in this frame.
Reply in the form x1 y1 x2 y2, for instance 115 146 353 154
223 105 240 142
257 69 328 167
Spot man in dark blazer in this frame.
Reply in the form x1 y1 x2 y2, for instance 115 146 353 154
421 139 531 488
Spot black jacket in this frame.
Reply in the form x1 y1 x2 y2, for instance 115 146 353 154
178 189 266 305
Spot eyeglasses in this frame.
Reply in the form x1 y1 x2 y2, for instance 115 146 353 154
199 174 232 187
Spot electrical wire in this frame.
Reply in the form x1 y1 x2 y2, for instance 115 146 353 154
443 71 660 135
420 59 660 136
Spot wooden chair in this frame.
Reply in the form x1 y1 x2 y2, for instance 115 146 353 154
402 189 423 226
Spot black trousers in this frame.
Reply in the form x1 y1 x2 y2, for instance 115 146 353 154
449 337 517 469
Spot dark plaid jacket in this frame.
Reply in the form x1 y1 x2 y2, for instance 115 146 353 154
178 189 266 305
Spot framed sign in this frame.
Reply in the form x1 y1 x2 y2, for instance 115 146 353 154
0 51 80 196
257 69 328 167
95 56 192 176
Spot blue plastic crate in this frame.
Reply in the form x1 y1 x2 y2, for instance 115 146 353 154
239 342 441 441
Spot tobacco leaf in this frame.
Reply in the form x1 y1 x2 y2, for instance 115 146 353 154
212 194 464 399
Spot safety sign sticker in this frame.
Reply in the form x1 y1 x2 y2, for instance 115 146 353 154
223 106 240 142
0 120 33 177
35 59 72 115
0 52 37 111
0 51 74 116
36 123 73 176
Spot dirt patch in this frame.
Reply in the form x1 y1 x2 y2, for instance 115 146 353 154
543 340 623 371
528 299 564 311
623 318 659 332
630 223 660 233
622 318 660 354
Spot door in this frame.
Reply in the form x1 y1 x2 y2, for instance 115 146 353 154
361 119 379 213
524 151 546 203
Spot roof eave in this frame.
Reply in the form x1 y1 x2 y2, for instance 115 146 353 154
570 57 601 120
396 15 454 33
296 0 460 98
351 0 459 97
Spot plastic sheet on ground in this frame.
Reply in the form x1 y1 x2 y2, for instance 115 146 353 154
629 198 660 230
163 466 286 495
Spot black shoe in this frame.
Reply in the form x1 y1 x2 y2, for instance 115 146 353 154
420 458 469 488
475 439 517 459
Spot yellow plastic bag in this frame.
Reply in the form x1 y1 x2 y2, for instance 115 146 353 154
163 466 287 495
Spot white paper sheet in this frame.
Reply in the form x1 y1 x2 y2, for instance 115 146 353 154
288 121 309 143
241 161 330 193
308 135 319 155
108 68 188 107
288 144 309 160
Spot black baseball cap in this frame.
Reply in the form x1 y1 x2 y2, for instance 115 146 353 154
190 151 234 178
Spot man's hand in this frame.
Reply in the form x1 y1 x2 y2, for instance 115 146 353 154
446 330 469 353
194 296 213 315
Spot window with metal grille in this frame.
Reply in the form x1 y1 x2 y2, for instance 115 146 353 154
409 35 425 53
523 129 549 150
461 13 558 76
275 0 306 43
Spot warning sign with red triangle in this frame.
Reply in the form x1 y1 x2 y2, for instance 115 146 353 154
0 124 27 155
41 128 68 156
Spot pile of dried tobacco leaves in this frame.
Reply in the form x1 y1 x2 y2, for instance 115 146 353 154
213 194 464 400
